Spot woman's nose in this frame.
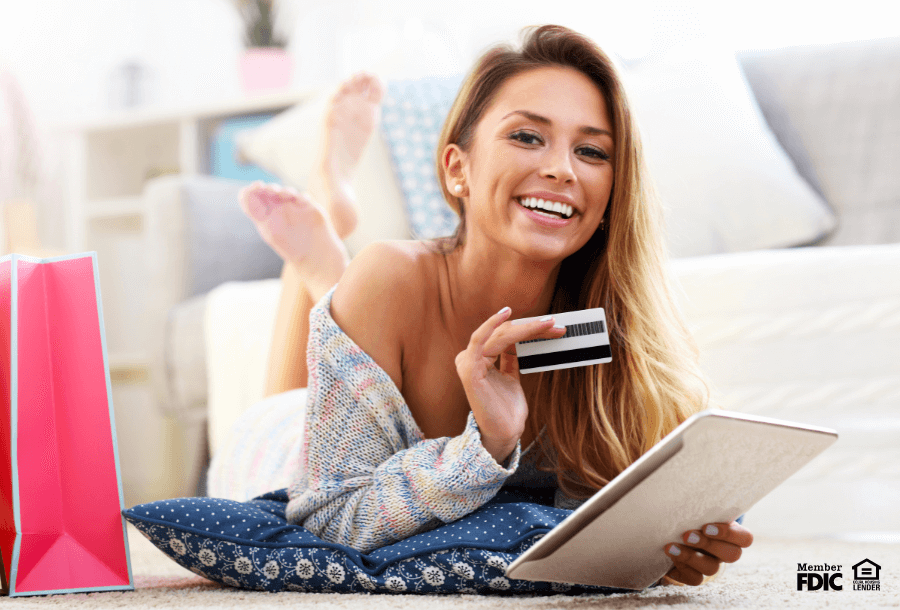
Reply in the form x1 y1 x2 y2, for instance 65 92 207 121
540 146 576 183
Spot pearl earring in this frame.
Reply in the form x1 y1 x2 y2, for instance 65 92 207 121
454 184 463 195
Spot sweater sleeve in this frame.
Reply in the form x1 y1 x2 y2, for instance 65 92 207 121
285 301 521 553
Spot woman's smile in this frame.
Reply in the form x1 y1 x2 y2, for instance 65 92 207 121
513 195 577 227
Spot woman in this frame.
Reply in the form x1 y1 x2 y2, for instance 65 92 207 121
239 25 753 587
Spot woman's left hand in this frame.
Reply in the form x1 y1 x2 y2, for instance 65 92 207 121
662 521 754 586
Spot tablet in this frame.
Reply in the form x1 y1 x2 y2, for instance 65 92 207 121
505 409 838 590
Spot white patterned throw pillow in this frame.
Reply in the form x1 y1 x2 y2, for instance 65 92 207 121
378 76 464 239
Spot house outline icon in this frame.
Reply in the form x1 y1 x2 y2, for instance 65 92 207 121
852 559 881 580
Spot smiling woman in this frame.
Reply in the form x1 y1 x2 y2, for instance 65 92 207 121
237 24 754 589
428 26 699 500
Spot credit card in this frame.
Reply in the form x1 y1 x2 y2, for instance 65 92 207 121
512 308 612 374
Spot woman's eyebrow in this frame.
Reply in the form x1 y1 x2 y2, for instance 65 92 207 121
501 109 612 138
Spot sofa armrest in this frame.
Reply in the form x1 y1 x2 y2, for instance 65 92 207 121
673 243 900 536
143 174 285 417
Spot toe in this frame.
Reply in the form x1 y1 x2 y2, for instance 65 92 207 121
364 74 385 103
277 188 302 205
334 81 352 99
348 72 369 93
239 195 271 222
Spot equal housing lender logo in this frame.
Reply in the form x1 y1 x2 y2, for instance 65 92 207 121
796 559 882 592
852 559 881 591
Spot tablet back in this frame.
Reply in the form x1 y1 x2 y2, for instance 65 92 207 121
505 410 837 590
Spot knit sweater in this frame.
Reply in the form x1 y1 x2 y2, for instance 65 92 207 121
285 284 577 553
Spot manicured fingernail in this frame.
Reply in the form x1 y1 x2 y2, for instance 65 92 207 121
498 306 511 316
705 525 719 536
539 315 553 322
668 545 681 556
554 324 565 330
687 532 700 544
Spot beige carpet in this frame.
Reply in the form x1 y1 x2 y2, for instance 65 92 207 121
3 525 897 608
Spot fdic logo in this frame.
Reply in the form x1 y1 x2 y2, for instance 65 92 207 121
797 563 843 591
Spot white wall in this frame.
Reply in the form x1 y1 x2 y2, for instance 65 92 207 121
0 0 237 125
4 0 899 129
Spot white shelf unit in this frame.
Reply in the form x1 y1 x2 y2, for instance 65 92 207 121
62 90 310 381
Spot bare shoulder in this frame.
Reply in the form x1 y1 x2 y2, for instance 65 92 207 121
330 240 430 393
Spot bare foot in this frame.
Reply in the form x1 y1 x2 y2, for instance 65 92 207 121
239 181 349 302
309 72 386 239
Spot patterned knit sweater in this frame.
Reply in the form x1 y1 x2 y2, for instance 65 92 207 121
286 284 578 553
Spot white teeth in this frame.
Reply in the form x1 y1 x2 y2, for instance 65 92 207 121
518 197 574 219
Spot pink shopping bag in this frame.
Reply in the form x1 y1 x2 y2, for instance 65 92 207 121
0 253 133 596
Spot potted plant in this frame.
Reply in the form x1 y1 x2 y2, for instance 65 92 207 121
235 0 293 93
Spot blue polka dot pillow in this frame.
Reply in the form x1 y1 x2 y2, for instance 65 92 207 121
122 488 634 595
380 76 464 241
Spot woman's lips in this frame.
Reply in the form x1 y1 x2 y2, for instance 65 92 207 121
515 198 574 227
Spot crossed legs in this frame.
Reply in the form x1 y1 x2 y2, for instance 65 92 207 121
239 73 385 396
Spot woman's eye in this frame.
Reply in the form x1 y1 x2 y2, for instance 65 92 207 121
577 146 611 161
510 131 543 145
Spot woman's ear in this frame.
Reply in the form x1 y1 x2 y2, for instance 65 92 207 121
442 143 467 193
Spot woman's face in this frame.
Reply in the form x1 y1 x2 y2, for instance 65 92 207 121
451 65 615 262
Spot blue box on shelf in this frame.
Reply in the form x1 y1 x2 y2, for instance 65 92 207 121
210 114 281 183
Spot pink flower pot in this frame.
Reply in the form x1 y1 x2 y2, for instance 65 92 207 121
239 47 293 93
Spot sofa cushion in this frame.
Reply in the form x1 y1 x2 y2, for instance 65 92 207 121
739 36 900 247
179 176 285 298
623 45 836 257
123 489 630 595
203 279 284 456
736 53 826 203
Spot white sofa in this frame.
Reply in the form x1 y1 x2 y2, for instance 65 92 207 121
144 36 900 540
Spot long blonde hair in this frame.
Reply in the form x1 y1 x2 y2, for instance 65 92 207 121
433 25 711 499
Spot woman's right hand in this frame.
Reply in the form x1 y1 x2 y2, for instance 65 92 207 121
454 307 566 464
